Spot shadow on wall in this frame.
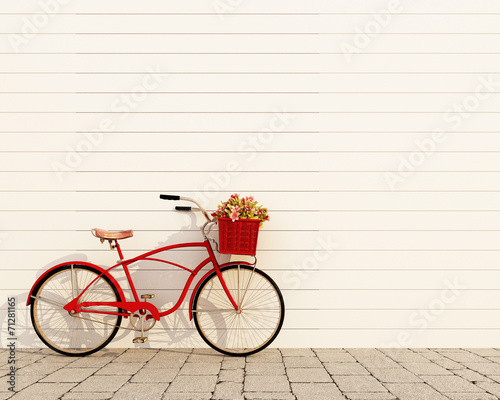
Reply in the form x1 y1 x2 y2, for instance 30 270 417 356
4 212 231 349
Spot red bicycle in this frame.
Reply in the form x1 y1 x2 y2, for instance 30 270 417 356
27 195 285 357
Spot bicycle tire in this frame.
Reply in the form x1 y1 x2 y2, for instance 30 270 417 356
30 264 123 357
193 264 285 356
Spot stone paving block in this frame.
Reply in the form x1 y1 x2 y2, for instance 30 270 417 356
383 352 430 363
18 363 64 376
13 354 45 364
280 348 316 357
157 349 192 358
385 383 449 400
87 348 126 358
246 350 282 363
345 393 397 400
221 357 245 370
113 349 157 363
316 352 356 363
131 368 179 383
162 394 212 400
286 367 333 383
245 362 285 375
420 351 445 361
212 382 243 399
423 375 484 393
41 367 97 383
356 357 400 369
291 383 344 400
433 358 466 370
333 375 388 392
168 375 218 392
66 357 112 368
399 362 452 376
114 382 169 399
445 394 498 400
368 368 422 383
7 374 46 392
453 368 493 383
71 375 130 392
443 352 490 363
283 356 323 368
179 362 221 375
477 381 500 397
62 392 114 399
312 348 347 352
324 362 370 376
465 348 500 357
146 357 185 369
35 355 74 365
186 354 224 363
95 362 144 375
9 383 76 400
219 368 244 382
243 392 295 400
463 362 500 375
244 375 290 392
346 349 385 358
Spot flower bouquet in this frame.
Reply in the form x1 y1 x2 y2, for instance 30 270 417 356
211 194 269 255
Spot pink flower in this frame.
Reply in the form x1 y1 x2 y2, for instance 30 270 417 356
265 215 270 221
230 205 240 221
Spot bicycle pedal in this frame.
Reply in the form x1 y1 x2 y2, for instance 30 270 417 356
132 337 148 343
141 294 155 299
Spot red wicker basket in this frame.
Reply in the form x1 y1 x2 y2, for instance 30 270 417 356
218 218 260 255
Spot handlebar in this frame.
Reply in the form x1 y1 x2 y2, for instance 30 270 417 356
160 194 212 222
160 194 180 201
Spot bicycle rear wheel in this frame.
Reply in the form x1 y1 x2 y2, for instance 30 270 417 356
30 264 122 356
193 264 285 356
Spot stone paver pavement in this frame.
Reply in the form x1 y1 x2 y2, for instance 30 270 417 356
3 348 500 399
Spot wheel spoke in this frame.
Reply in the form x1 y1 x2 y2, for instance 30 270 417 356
194 265 284 356
31 265 121 356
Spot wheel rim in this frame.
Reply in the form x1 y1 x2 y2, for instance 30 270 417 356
195 266 283 354
32 267 120 355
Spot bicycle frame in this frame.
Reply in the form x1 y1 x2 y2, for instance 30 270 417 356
62 238 245 322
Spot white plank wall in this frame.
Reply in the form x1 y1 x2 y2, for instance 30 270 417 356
1 0 500 348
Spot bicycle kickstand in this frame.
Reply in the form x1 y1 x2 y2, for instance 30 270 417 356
133 294 154 344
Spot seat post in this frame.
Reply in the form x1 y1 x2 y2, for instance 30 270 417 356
114 240 124 260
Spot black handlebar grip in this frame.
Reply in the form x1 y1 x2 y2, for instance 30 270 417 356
160 194 180 200
175 206 192 211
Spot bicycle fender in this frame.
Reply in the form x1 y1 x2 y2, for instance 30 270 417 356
26 261 125 306
188 261 255 320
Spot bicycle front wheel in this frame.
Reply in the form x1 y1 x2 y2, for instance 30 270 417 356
193 264 285 356
30 264 122 356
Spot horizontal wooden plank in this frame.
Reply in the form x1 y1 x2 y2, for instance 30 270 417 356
4 288 500 310
0 73 495 93
3 230 500 252
4 191 500 212
4 93 500 113
2 249 500 271
5 210 500 231
4 309 500 330
3 15 500 34
5 151 500 173
2 0 500 14
10 326 500 349
1 113 499 132
3 54 500 73
0 264 494 290
4 35 500 55
4 171 500 191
